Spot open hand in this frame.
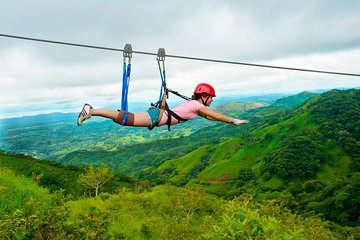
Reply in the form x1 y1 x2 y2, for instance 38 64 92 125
230 119 250 126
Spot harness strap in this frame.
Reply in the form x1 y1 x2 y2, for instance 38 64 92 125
148 90 188 131
148 47 190 131
167 88 191 101
121 44 132 125
164 103 187 131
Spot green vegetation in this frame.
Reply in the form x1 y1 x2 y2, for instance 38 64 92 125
0 89 359 238
0 165 345 239
0 152 133 198
0 167 54 239
144 89 360 229
264 134 327 179
0 152 84 196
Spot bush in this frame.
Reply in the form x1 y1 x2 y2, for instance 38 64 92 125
302 180 323 193
0 168 53 239
210 195 337 239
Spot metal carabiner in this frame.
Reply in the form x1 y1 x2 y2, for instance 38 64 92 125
123 43 132 64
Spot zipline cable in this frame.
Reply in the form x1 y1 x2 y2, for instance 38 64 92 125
1 33 360 77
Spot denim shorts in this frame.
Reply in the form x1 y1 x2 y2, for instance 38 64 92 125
146 108 161 127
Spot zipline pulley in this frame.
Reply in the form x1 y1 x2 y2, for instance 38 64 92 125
157 48 165 62
123 44 132 62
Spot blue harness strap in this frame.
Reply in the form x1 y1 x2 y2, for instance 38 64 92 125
121 44 132 125
121 63 130 111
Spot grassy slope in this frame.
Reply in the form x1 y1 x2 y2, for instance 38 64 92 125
0 167 52 213
56 92 319 176
0 167 341 239
154 92 353 196
0 166 54 240
55 90 356 201
0 153 84 196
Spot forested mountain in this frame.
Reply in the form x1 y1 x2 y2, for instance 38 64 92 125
58 91 318 173
0 92 314 162
155 89 360 226
253 90 319 117
1 89 359 238
59 89 360 227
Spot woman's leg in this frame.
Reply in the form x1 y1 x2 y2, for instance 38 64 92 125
91 109 151 127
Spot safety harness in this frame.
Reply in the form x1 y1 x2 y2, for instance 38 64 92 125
148 48 190 131
120 45 190 131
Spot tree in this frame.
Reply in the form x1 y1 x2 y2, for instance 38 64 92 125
264 135 326 180
78 164 113 197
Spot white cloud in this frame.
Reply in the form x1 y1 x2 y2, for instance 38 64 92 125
1 45 359 111
0 1 360 117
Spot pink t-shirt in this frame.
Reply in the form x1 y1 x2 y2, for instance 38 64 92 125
158 100 204 126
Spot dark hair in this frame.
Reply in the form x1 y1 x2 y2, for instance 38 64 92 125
191 93 209 100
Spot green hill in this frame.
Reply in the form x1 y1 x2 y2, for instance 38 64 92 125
0 151 133 197
57 101 268 173
0 163 345 239
1 89 359 238
272 91 319 109
0 111 216 160
58 90 358 190
255 91 319 117
0 151 84 196
150 89 360 226
56 89 360 227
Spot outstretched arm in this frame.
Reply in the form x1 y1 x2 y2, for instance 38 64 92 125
197 107 249 125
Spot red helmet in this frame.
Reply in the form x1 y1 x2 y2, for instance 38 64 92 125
194 83 216 97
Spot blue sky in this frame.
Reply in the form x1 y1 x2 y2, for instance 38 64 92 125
0 1 360 118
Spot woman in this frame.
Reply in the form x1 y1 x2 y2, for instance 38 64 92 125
77 83 249 128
